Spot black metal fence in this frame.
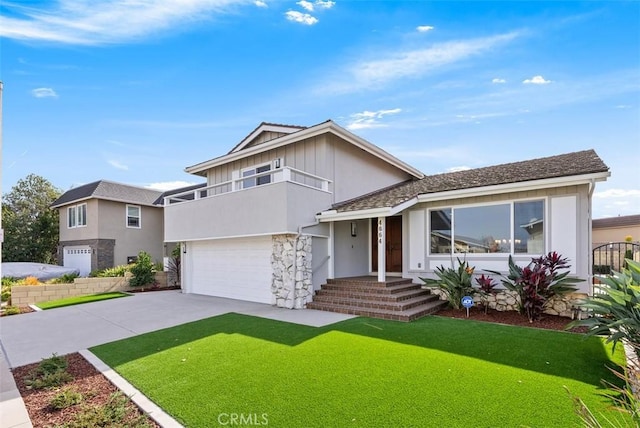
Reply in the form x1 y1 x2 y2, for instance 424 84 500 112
593 242 640 275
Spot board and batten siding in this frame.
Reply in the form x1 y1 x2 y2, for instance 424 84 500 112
404 184 591 292
203 133 413 206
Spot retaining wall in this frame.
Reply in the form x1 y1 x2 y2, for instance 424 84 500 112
11 272 168 306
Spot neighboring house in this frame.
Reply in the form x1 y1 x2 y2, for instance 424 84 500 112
592 214 640 273
592 214 640 246
51 180 165 276
164 120 610 311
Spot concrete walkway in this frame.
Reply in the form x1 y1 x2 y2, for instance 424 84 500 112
0 291 354 427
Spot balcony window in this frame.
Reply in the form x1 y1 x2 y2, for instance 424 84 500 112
241 163 271 189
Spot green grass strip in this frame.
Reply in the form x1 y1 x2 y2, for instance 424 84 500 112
92 313 628 428
36 292 129 310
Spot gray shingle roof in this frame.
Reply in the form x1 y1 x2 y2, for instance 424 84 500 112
51 180 164 208
332 149 609 213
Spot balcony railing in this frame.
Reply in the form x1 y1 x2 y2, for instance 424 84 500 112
164 166 332 205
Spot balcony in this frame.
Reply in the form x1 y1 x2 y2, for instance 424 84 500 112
164 167 333 242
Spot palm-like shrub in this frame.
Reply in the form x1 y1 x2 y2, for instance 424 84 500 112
421 258 475 309
569 259 640 355
488 252 581 322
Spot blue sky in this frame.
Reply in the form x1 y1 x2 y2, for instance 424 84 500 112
1 0 638 219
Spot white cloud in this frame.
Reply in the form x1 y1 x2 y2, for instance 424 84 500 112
297 1 314 11
255 0 267 7
594 189 640 199
492 78 506 84
416 25 434 32
346 108 402 130
147 181 200 191
615 104 632 109
285 10 318 25
0 0 250 45
107 159 129 170
31 87 58 98
315 0 335 9
523 75 552 85
321 31 520 94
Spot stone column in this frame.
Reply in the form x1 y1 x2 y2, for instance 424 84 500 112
271 234 313 309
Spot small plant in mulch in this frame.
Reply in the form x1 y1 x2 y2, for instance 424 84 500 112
60 392 153 428
24 354 73 390
49 387 84 410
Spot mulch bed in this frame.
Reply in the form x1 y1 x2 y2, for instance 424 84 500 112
12 353 159 428
128 285 181 293
436 306 589 333
0 306 35 317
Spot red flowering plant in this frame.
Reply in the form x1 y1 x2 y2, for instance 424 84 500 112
475 274 497 314
488 252 582 322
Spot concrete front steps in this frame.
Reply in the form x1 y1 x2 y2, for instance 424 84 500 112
307 276 447 322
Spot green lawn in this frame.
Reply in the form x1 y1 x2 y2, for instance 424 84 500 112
36 292 129 310
91 314 626 428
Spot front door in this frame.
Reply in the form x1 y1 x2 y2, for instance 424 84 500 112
371 216 403 273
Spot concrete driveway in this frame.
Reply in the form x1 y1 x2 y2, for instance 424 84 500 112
0 290 354 368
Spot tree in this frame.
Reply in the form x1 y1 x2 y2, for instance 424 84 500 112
2 174 62 263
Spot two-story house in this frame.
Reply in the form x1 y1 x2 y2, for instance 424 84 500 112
51 180 165 275
164 120 610 317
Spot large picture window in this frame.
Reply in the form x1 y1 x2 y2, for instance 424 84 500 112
429 200 544 255
67 204 87 228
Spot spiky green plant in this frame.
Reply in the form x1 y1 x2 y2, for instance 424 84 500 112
421 258 475 309
569 259 640 355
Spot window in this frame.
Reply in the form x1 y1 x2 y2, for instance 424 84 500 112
127 205 141 228
429 200 545 255
241 163 271 189
67 204 87 228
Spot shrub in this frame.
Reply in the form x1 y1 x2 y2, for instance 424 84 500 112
24 354 73 390
21 276 41 286
90 264 131 278
129 251 155 287
475 274 497 314
49 273 80 284
2 306 21 315
488 252 581 322
1 285 11 302
167 245 181 286
568 259 640 355
63 392 152 428
421 258 475 309
1 276 18 287
50 388 84 410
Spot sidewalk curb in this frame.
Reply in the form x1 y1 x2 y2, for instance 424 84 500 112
79 349 184 428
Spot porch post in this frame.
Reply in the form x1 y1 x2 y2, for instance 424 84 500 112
377 217 386 282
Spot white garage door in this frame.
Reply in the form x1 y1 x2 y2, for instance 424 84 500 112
63 245 92 276
188 237 273 304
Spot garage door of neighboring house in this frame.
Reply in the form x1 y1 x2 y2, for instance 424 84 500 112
63 245 92 276
188 237 273 304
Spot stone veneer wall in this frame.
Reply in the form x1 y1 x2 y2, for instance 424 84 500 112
11 272 167 306
271 234 313 309
428 288 588 318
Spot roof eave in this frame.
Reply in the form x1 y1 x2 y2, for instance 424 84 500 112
316 171 609 221
415 171 610 203
185 120 424 180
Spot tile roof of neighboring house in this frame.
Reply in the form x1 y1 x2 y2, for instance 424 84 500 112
593 214 640 229
51 180 164 208
331 149 609 213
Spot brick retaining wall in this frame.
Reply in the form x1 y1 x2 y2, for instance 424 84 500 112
11 272 168 306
